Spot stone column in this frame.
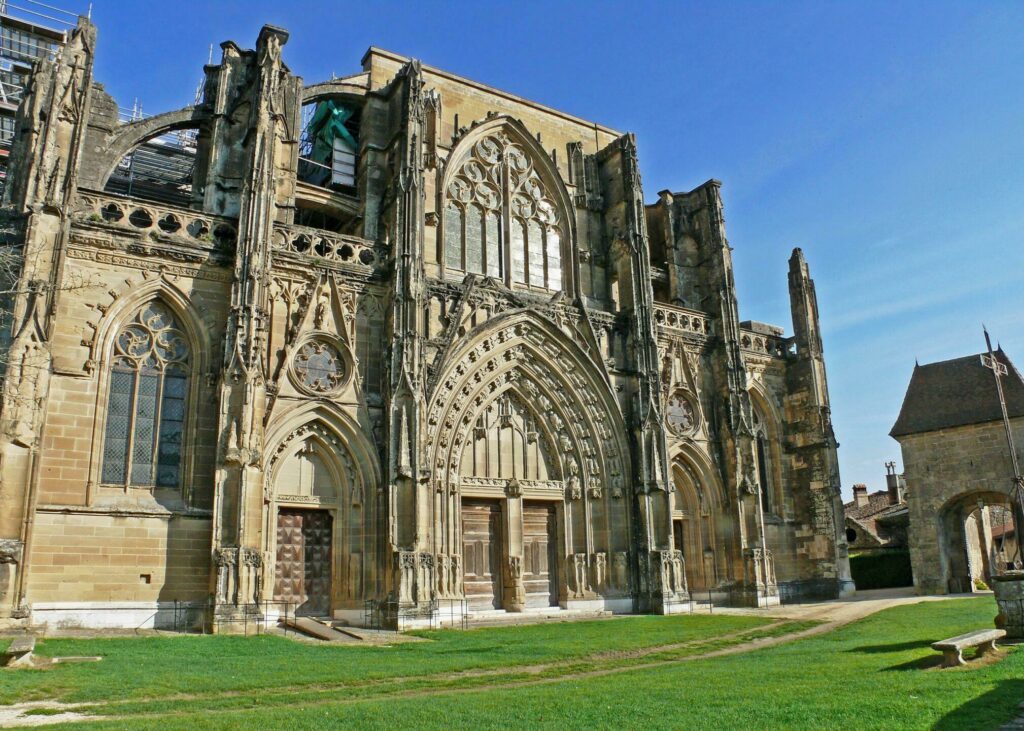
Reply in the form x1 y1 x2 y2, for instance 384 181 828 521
502 482 525 611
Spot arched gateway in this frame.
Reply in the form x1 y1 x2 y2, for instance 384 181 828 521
426 311 634 611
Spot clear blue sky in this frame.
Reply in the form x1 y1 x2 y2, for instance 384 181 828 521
84 1 1024 499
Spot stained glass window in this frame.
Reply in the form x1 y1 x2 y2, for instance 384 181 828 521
444 130 564 291
101 302 191 488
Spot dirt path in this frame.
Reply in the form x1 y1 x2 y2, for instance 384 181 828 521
0 590 968 728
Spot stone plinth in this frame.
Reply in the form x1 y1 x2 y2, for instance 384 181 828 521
992 571 1024 639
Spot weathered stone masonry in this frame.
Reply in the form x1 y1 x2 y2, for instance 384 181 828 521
0 19 852 629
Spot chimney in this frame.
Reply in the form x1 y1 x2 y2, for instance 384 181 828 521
885 461 904 504
853 484 869 507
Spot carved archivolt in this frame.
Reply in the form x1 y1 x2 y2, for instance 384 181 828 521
267 421 362 506
426 312 629 499
263 402 381 505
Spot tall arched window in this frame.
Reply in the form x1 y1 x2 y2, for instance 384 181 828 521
444 131 563 290
751 407 773 514
101 302 191 488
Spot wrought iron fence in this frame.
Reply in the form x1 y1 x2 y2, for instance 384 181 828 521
363 597 468 631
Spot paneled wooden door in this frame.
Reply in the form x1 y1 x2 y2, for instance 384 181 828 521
274 509 333 616
462 500 502 610
523 502 558 608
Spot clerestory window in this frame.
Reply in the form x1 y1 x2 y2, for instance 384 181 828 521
101 302 191 488
444 131 563 291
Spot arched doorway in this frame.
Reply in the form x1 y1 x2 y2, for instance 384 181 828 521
427 311 633 612
670 457 721 592
938 490 1019 593
263 407 380 619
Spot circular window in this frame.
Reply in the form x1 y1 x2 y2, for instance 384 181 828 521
846 528 857 543
293 339 346 394
666 393 697 435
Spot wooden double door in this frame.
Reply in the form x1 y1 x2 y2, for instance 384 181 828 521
462 501 503 610
461 499 558 611
273 509 332 616
522 502 558 608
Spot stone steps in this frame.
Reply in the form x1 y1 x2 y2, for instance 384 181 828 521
282 616 359 642
450 608 614 629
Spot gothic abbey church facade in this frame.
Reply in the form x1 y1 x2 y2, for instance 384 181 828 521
0 20 852 629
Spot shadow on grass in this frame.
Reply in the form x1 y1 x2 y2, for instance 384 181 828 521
849 640 933 654
932 678 1024 730
882 654 944 672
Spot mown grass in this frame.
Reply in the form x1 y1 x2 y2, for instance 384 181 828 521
0 613 770 705
4 598 1019 730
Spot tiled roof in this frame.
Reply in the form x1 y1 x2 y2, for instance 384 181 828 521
844 490 897 521
890 348 1024 438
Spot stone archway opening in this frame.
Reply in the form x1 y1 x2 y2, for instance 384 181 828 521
938 491 1019 593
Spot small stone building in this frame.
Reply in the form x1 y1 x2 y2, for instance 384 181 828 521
0 19 853 630
891 349 1024 594
843 480 907 554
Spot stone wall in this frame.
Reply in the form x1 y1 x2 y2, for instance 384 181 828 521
899 418 1024 594
27 511 211 628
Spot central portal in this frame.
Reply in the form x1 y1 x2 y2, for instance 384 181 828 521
274 509 333 616
462 500 503 610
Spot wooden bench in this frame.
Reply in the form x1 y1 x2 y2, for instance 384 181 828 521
3 636 36 668
932 629 1005 668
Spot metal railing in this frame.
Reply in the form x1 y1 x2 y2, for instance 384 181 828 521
363 597 468 631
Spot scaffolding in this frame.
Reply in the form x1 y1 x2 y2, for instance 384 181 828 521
103 102 199 207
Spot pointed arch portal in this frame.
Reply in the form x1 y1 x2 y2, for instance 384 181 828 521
426 310 633 610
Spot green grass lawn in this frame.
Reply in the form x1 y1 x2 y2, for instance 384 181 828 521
0 613 776 706
2 597 1020 730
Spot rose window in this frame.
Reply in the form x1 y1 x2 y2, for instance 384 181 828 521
294 341 345 393
666 394 696 434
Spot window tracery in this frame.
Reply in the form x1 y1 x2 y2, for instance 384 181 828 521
444 131 563 290
101 302 191 488
294 340 346 394
666 392 697 435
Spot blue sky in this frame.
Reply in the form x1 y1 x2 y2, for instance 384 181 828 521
83 1 1024 498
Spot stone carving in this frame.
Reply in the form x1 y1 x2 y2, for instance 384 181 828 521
214 547 238 604
666 391 697 435
0 540 24 565
591 552 607 591
612 551 629 593
565 475 582 501
568 553 589 598
293 339 345 393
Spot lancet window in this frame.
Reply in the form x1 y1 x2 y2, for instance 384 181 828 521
444 131 563 291
752 406 773 514
101 302 191 488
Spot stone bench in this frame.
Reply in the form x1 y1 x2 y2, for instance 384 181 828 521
3 636 36 668
932 628 1006 668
